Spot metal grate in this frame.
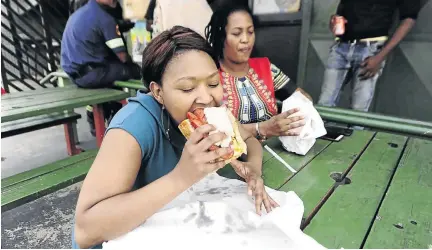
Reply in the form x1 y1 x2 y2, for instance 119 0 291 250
1 0 71 92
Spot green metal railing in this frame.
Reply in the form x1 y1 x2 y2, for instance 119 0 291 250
316 106 432 139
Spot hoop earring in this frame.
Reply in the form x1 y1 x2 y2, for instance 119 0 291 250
161 105 171 141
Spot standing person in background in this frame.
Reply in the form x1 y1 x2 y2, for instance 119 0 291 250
205 4 311 141
61 0 141 136
318 0 421 114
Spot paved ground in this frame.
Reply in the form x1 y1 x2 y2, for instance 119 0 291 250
1 182 82 249
1 107 97 248
1 107 97 178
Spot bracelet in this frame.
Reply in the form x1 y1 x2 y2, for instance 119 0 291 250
255 122 261 137
255 122 267 141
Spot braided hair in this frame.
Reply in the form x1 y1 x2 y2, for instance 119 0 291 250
141 26 218 87
205 3 255 61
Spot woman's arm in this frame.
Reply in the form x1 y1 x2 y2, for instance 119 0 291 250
241 123 259 138
238 123 263 175
74 129 191 248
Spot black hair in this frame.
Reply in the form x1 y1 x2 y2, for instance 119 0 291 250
141 26 219 86
205 3 255 61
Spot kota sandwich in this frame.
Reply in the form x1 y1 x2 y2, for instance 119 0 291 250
178 107 247 163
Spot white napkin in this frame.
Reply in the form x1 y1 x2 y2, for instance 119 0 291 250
279 91 327 155
102 173 325 250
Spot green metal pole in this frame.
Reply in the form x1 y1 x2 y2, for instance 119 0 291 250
318 112 432 139
315 106 432 129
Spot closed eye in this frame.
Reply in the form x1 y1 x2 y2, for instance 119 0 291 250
181 88 194 93
208 82 220 88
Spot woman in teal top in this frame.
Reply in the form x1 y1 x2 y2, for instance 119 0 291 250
73 26 277 249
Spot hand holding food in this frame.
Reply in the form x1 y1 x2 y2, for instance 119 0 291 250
178 107 247 162
260 108 306 137
174 107 248 184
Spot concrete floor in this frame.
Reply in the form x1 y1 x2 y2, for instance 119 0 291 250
1 182 82 249
1 107 97 178
1 107 97 248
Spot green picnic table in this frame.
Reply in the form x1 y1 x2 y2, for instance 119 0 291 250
114 79 148 97
1 86 129 148
219 131 432 249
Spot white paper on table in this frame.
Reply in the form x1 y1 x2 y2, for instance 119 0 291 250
103 173 326 250
279 91 327 155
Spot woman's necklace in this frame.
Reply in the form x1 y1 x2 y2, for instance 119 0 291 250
220 60 249 78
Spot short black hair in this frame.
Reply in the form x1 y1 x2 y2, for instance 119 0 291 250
141 26 218 86
205 3 255 61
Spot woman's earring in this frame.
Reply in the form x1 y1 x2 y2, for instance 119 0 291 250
161 105 170 141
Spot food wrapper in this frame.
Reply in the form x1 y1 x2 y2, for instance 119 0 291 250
279 91 327 155
103 173 325 250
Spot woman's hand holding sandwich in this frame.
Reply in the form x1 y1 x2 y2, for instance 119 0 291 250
173 124 233 187
176 107 279 215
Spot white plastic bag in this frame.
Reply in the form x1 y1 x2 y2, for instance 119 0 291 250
279 91 327 155
103 173 325 250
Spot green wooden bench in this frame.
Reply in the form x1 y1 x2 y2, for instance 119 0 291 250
1 86 130 148
1 72 82 153
1 111 81 139
1 150 98 212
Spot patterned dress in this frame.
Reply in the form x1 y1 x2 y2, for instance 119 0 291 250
220 57 291 124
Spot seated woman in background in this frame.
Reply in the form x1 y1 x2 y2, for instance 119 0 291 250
72 26 277 249
205 4 312 141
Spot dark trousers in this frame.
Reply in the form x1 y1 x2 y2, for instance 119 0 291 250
73 61 140 88
70 61 140 135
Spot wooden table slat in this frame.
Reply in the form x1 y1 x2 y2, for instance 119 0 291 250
262 139 332 189
0 87 62 100
2 87 126 110
278 131 376 217
304 133 408 249
2 88 129 122
217 139 331 189
363 138 432 249
262 138 285 163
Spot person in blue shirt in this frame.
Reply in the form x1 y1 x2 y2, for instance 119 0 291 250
72 26 278 249
61 0 141 136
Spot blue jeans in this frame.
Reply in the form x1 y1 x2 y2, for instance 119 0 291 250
318 40 386 112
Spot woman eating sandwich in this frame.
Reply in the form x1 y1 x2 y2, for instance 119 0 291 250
205 3 312 141
72 26 277 249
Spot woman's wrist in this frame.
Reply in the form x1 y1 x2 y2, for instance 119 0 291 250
169 167 197 191
258 121 269 138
